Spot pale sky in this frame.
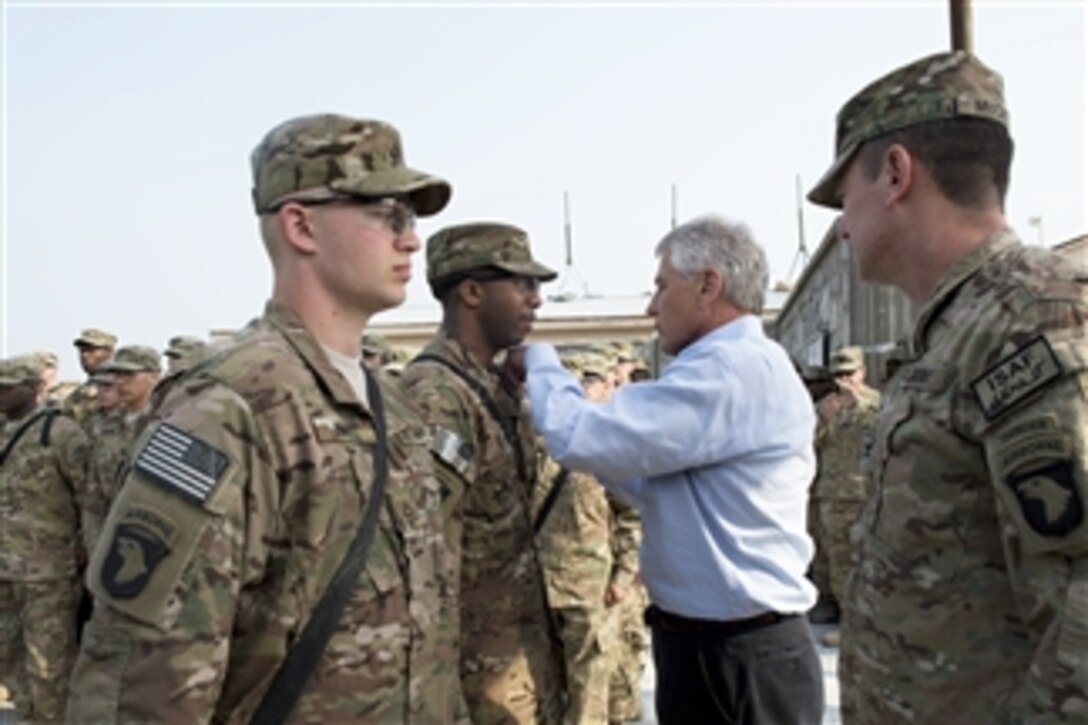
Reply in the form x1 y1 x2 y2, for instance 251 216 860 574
2 0 1085 380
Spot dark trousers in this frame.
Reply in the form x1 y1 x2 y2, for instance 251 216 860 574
649 607 824 724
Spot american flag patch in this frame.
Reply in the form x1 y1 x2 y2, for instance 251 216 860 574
134 423 230 504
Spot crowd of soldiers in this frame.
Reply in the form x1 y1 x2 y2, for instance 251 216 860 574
1 304 653 722
6 46 1087 725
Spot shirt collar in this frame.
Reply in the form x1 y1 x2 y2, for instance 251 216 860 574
681 314 764 358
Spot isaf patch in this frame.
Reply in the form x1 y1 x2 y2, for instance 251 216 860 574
1006 460 1084 537
134 423 229 504
101 523 171 599
430 427 473 476
972 337 1062 421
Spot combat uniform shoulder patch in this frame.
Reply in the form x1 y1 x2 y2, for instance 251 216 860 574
971 337 1062 421
430 426 473 476
101 522 172 599
1006 460 1084 537
133 423 229 504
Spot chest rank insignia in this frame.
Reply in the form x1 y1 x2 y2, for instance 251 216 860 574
1006 460 1084 537
971 336 1062 421
101 523 170 599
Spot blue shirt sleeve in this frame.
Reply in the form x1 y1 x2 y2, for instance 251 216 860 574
525 342 751 483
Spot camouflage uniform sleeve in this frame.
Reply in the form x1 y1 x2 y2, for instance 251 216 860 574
977 318 1088 718
608 493 641 590
52 416 94 559
68 381 273 722
401 374 479 502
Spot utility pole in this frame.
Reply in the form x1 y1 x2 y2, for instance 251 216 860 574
670 184 678 230
950 0 973 52
1028 215 1045 246
787 174 811 282
563 190 573 267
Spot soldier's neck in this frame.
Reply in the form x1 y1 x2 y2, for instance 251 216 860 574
442 315 497 370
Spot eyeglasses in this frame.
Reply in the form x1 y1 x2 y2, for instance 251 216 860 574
266 195 417 235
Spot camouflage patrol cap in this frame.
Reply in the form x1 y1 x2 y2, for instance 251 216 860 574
579 353 613 379
829 346 864 374
426 222 557 286
31 351 59 369
164 335 207 359
808 51 1008 208
251 114 451 216
74 328 118 349
104 345 162 373
361 333 394 358
0 356 43 386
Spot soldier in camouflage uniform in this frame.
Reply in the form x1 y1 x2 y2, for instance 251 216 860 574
604 363 647 725
63 328 117 426
163 335 209 374
533 353 641 725
399 222 565 723
0 355 89 721
67 113 466 722
82 345 163 552
362 332 397 372
810 346 879 648
809 51 1088 720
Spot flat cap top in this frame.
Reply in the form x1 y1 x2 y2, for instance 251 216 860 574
426 222 557 286
0 355 43 386
808 51 1007 208
164 335 207 359
74 328 118 349
829 346 864 374
105 345 162 373
251 113 451 216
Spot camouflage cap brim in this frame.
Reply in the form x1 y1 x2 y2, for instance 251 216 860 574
807 138 861 209
329 166 452 217
492 259 559 282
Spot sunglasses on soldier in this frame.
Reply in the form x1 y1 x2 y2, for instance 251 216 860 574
267 194 416 235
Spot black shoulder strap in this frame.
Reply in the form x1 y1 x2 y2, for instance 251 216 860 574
411 353 527 480
533 467 571 534
0 409 53 465
250 369 389 725
39 408 60 447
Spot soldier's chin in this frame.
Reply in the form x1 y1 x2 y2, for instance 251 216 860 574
372 289 408 314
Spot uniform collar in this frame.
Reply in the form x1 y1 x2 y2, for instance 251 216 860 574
262 301 373 416
425 329 498 384
912 227 1021 352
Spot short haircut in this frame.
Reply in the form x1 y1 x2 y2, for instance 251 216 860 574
655 215 768 314
858 117 1013 210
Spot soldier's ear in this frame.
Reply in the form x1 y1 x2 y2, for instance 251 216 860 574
457 279 485 309
277 203 319 255
883 145 914 205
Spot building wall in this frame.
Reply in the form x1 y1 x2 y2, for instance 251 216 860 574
774 225 917 385
1054 234 1088 268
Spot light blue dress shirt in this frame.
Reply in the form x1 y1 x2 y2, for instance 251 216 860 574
525 315 817 620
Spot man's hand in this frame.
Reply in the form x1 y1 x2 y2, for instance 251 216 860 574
500 345 528 391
